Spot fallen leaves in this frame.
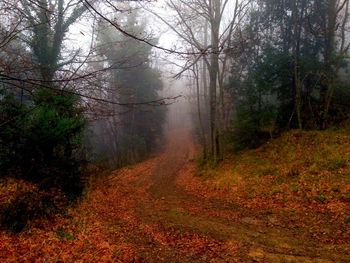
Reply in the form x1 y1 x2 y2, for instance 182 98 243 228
0 129 350 261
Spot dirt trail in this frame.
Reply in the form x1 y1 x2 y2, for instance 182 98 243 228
2 134 349 261
88 129 348 262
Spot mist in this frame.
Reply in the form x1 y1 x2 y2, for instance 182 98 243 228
1 0 350 261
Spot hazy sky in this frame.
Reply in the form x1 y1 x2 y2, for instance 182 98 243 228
68 1 185 88
68 1 178 57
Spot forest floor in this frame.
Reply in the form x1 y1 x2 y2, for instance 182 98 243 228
1 129 350 262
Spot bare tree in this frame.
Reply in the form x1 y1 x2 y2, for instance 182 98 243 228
144 0 249 160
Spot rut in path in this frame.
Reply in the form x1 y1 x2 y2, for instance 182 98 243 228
104 129 350 262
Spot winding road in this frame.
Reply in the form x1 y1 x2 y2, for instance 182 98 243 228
82 129 350 262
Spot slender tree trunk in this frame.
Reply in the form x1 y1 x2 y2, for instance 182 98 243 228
320 0 337 130
202 19 209 154
203 19 209 110
194 65 207 159
208 0 221 161
292 0 305 130
294 62 303 129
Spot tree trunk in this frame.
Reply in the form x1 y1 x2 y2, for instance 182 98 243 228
319 0 337 130
194 65 207 159
292 0 305 130
208 0 221 161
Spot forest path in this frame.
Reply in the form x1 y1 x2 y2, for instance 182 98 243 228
81 129 350 262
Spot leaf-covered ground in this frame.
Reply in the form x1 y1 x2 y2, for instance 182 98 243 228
1 129 350 262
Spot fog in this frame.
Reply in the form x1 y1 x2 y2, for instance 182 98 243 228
1 0 350 174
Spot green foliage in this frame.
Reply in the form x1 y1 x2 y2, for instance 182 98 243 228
230 48 287 150
30 89 85 159
328 83 350 125
230 42 350 150
229 0 350 151
0 91 29 169
0 88 86 199
231 104 276 150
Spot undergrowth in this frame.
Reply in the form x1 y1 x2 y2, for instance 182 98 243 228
0 187 68 232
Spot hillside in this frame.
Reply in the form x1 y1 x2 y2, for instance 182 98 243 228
194 128 350 205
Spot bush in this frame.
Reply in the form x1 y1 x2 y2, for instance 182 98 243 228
0 88 86 231
228 48 289 150
230 94 278 151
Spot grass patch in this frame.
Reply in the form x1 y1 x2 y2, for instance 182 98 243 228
291 183 300 193
342 192 350 202
167 207 187 218
197 127 350 204
254 165 278 177
56 227 75 241
315 193 327 203
324 158 349 171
